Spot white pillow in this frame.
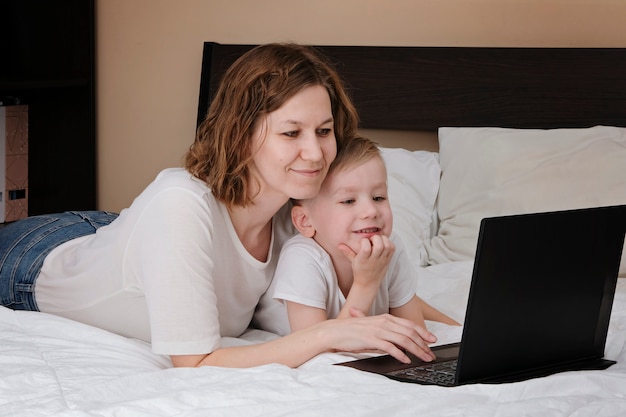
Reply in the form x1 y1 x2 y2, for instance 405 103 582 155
380 147 440 265
424 126 626 276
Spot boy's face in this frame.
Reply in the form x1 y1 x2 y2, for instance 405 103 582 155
300 155 393 257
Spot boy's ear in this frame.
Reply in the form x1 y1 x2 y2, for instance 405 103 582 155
291 205 315 238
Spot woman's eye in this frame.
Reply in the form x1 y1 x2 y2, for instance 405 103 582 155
316 128 332 136
283 131 299 138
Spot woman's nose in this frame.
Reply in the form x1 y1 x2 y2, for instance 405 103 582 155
300 134 323 161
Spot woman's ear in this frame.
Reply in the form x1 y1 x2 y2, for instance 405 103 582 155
291 205 315 238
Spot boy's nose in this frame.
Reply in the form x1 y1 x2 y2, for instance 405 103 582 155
360 201 378 218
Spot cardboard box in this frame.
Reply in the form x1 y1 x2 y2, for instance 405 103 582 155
0 104 29 223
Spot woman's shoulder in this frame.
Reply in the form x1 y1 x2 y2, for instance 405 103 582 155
118 168 220 225
152 168 210 191
137 168 217 206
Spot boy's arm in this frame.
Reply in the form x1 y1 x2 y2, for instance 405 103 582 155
336 278 382 319
336 235 395 319
389 295 427 328
391 295 460 326
417 296 461 326
285 301 328 333
285 282 384 331
286 236 394 330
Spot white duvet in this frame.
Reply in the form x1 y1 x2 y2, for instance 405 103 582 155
2 261 626 417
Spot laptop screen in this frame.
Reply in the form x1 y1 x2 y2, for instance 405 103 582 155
457 205 626 384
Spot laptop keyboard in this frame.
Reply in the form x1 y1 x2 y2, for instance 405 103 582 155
386 359 458 386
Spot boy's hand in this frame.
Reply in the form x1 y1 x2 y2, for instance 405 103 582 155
339 235 395 289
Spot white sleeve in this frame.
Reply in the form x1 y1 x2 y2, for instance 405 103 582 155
272 238 331 311
126 187 221 355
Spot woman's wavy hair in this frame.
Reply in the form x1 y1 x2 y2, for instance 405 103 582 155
185 43 359 207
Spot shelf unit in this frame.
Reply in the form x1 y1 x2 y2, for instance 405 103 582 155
0 0 96 217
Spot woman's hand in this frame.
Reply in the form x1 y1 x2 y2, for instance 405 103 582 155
170 307 437 369
319 307 437 364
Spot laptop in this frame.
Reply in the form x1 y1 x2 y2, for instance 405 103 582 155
337 205 626 386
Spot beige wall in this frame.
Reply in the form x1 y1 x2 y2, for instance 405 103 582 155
96 0 626 212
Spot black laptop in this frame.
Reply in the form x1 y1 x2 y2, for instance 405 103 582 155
338 205 626 386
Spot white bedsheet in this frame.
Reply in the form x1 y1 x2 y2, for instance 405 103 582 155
2 261 626 417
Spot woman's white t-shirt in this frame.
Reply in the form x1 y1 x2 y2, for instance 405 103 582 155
35 168 294 355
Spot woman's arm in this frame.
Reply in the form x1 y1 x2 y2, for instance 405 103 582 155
171 311 437 368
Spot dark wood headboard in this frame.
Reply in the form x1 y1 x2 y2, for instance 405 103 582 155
198 42 626 132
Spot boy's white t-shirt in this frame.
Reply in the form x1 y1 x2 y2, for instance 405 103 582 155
35 168 294 355
262 232 417 336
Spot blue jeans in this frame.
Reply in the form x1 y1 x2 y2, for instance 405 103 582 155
0 211 118 311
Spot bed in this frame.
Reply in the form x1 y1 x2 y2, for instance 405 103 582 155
2 43 626 416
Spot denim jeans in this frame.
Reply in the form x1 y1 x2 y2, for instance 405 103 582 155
0 211 118 311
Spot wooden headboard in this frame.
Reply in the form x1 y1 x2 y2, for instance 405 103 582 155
197 42 626 132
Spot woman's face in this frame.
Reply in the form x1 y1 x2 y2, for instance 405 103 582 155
250 85 337 202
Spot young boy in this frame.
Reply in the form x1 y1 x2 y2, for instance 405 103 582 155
265 136 458 338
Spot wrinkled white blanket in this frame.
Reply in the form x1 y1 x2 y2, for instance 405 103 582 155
2 261 626 417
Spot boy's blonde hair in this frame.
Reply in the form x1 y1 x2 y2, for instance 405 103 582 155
327 135 381 177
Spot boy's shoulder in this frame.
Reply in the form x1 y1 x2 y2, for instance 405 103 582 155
280 234 332 265
283 233 323 253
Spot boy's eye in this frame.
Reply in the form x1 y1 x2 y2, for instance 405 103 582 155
373 196 387 202
340 199 355 205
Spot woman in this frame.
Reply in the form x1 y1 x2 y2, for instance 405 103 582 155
0 43 436 368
